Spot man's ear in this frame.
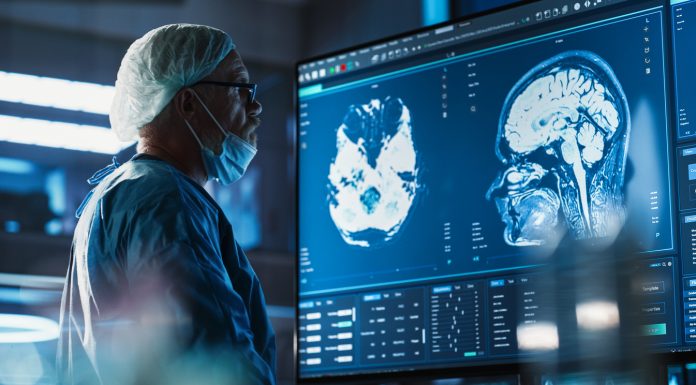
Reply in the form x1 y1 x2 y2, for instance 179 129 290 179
174 88 197 120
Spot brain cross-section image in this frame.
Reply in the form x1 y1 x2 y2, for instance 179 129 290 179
487 50 630 246
327 97 419 248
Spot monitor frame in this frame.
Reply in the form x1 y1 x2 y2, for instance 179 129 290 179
294 0 685 382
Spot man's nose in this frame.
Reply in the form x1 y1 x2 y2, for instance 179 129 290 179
248 99 262 117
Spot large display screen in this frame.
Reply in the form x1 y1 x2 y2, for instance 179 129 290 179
296 0 689 379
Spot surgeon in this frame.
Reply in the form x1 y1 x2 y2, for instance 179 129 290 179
56 24 275 385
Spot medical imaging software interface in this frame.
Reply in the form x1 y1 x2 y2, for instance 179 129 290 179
297 0 696 378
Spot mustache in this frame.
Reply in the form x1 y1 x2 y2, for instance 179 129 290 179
247 116 262 128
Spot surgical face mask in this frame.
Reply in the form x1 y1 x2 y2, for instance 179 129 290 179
183 89 257 185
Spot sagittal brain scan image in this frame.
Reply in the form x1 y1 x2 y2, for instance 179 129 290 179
327 97 419 247
486 51 630 246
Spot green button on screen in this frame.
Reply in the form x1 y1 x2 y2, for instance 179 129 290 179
642 323 667 336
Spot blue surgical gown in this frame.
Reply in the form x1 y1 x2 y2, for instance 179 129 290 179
57 154 276 385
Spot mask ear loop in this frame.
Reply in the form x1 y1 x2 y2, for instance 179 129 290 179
183 119 205 149
190 88 228 137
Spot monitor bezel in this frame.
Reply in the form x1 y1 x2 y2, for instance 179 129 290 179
293 0 681 383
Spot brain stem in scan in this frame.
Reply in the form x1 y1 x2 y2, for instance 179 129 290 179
486 50 630 246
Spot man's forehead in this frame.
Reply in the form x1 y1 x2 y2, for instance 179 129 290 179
216 50 248 80
228 52 246 72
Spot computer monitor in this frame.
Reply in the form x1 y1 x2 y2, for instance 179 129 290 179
671 0 696 348
296 0 683 380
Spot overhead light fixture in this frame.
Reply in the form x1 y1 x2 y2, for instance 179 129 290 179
0 273 64 289
0 71 114 115
0 115 132 154
0 313 59 343
0 156 35 174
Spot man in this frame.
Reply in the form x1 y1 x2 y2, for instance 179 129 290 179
57 24 275 385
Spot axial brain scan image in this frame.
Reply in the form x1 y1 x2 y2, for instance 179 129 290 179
327 97 419 247
486 50 630 246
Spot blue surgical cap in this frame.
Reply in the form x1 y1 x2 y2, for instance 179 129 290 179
110 24 236 141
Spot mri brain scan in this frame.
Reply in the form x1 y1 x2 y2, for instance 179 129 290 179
328 97 419 247
486 50 630 246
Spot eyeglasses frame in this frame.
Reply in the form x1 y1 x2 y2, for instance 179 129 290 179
191 80 257 105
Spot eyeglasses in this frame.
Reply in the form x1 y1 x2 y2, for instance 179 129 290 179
192 80 257 105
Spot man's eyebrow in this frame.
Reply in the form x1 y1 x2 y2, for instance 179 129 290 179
233 68 250 82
